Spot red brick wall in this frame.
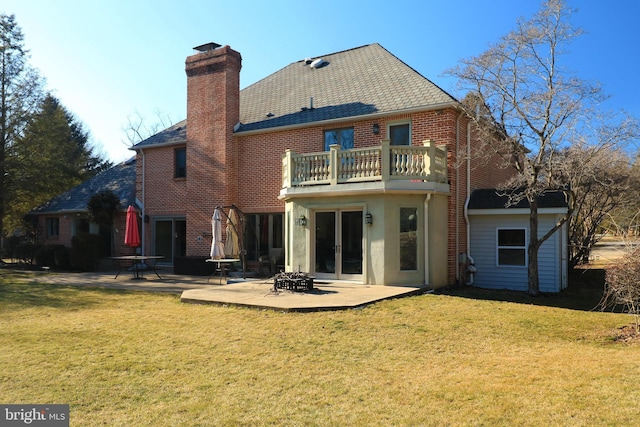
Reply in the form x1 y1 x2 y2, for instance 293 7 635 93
185 46 241 255
35 211 131 258
135 44 512 285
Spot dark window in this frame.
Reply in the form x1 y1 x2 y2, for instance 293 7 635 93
175 147 186 178
244 213 284 260
46 218 59 239
324 128 354 151
497 228 527 266
400 207 418 270
390 123 410 145
77 217 90 234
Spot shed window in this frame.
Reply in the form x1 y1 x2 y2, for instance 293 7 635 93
497 228 526 266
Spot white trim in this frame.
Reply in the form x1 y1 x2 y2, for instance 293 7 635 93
496 227 528 268
424 194 431 286
279 181 450 200
467 208 567 216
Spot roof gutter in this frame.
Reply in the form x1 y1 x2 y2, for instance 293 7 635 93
130 141 187 152
129 102 462 149
234 101 461 137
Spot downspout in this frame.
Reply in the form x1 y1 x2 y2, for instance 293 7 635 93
463 195 475 285
466 120 471 254
424 193 431 286
455 112 462 285
463 121 475 285
140 150 146 256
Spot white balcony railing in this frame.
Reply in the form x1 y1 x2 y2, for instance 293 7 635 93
282 139 447 188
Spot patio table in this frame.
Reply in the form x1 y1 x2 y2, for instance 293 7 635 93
205 258 240 283
111 255 164 280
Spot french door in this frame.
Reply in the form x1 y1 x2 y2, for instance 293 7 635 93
314 210 363 281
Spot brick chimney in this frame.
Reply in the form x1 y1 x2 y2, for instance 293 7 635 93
185 43 242 255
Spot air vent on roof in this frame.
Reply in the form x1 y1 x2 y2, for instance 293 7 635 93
310 58 328 69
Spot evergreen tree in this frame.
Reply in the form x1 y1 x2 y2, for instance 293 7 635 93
7 94 112 232
0 14 44 241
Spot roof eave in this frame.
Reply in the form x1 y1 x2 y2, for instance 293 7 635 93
235 101 461 136
467 207 568 215
131 140 187 151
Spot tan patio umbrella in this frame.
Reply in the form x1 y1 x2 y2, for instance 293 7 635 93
224 208 240 258
210 208 225 259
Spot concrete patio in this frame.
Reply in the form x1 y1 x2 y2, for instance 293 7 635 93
21 270 427 312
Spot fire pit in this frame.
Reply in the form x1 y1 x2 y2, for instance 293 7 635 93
273 271 314 292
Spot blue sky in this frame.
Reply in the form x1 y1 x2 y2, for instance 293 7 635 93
3 0 638 163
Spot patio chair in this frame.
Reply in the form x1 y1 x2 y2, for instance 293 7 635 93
258 248 285 276
269 248 285 275
258 253 271 276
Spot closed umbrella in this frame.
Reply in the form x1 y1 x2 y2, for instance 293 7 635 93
210 208 225 259
224 208 240 258
124 205 140 248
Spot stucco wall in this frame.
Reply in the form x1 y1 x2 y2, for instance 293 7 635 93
286 192 448 287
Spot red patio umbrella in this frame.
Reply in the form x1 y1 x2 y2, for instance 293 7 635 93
124 205 141 248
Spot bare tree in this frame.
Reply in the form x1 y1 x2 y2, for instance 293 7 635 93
600 247 640 333
447 0 639 295
121 109 173 147
564 143 637 267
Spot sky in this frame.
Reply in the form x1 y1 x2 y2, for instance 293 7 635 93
2 0 639 163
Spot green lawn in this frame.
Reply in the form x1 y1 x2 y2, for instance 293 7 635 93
1 270 639 426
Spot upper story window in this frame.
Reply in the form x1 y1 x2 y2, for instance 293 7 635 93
175 147 186 178
46 218 59 239
389 122 410 145
324 128 354 151
497 228 527 266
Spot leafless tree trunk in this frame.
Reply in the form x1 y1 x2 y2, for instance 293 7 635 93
446 0 639 295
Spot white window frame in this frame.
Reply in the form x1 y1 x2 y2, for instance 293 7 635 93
496 227 527 267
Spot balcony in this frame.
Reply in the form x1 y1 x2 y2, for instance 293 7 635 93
280 139 449 199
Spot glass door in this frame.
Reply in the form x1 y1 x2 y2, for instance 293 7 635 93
314 210 363 281
153 218 186 264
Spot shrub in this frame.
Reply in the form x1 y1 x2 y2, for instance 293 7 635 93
15 243 38 264
600 248 640 332
35 245 71 270
71 233 105 271
3 235 22 260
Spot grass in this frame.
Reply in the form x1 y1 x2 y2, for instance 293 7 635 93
1 270 639 426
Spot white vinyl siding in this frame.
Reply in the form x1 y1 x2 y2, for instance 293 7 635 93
469 214 561 293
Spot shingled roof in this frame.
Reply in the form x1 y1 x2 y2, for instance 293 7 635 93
133 43 457 149
31 158 137 214
237 43 457 132
468 189 569 210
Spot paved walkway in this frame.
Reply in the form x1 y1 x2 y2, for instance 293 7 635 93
22 270 427 312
